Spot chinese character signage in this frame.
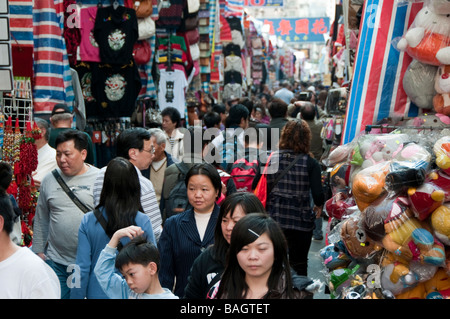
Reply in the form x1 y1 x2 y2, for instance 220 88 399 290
262 17 329 43
244 0 283 6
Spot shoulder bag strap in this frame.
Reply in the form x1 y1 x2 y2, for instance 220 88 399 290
52 169 90 214
94 208 123 250
267 154 304 194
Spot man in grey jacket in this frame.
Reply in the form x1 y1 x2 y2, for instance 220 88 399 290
32 129 99 299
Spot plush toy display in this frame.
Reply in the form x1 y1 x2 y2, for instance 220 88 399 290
320 242 352 271
363 195 446 266
403 60 437 109
340 213 383 260
351 162 389 212
433 64 450 115
431 204 450 246
408 169 450 220
434 136 450 175
397 4 450 66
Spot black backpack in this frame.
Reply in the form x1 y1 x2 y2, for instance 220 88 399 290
165 162 191 220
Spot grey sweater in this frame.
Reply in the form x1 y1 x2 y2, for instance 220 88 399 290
32 165 99 266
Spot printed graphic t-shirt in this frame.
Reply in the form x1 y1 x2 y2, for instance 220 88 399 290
93 5 138 65
158 69 188 116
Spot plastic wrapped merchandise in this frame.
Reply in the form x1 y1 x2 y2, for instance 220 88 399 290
351 162 390 212
407 169 450 221
385 142 432 193
340 212 383 261
430 203 450 246
434 135 450 175
396 3 450 66
363 195 446 267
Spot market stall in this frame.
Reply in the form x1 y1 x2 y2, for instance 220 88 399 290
319 0 450 299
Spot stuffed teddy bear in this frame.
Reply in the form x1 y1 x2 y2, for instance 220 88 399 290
363 195 446 266
433 64 450 115
408 169 450 220
434 136 450 175
403 59 437 109
340 212 383 260
430 203 450 246
397 4 450 66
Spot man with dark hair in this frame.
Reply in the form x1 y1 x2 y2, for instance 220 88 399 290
212 103 227 131
0 191 60 298
207 104 249 171
32 129 100 299
203 111 221 129
48 104 97 166
256 98 289 151
239 97 258 128
93 127 162 242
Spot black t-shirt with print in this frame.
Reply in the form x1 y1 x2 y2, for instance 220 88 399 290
91 60 142 119
94 5 138 65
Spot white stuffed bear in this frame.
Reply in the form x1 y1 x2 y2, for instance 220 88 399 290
397 4 450 66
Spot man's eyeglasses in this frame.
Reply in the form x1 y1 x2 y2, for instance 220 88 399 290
142 146 155 154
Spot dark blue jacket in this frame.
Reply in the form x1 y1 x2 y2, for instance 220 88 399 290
157 204 220 297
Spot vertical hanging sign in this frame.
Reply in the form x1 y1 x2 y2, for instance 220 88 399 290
0 0 13 91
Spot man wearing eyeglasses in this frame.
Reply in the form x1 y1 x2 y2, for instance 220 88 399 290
92 127 162 242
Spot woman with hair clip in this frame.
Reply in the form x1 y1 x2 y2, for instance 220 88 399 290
184 192 266 298
211 213 315 299
70 157 156 299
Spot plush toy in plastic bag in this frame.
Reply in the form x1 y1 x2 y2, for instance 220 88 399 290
396 3 450 66
408 169 450 221
433 64 450 115
430 203 450 246
363 195 446 267
403 59 437 109
340 212 383 261
434 135 450 175
385 142 432 193
319 242 352 271
380 251 438 297
351 162 390 212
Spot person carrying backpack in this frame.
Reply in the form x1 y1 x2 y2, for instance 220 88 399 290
229 127 266 193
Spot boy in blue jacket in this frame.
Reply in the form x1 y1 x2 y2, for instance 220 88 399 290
94 226 178 299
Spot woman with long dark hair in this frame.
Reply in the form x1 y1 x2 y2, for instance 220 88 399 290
213 213 313 299
71 157 156 299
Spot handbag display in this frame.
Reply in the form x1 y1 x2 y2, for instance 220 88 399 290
138 15 156 40
133 40 152 65
134 0 153 18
